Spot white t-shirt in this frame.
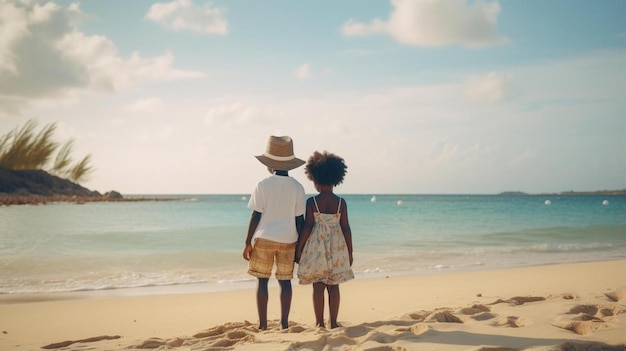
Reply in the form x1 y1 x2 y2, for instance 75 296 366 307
247 174 306 245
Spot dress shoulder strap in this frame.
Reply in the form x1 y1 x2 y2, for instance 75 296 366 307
337 197 342 214
313 196 321 213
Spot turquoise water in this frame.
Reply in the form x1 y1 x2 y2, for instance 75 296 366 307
0 194 624 295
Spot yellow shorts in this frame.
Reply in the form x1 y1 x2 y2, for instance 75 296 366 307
248 238 296 280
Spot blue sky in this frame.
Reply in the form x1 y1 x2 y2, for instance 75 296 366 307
1 0 624 194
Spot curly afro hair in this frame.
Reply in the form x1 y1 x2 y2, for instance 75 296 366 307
305 151 347 186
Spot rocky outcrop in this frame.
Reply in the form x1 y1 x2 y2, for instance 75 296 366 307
0 168 127 205
0 168 183 206
104 190 123 199
0 168 101 197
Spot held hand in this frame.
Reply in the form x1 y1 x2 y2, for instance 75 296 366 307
294 246 303 264
243 244 253 261
349 253 353 266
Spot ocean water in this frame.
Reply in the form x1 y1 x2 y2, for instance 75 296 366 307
1 194 625 296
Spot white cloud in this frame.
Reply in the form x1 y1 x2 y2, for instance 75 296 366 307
126 98 165 113
463 72 515 103
0 0 28 74
294 63 311 79
341 0 507 48
137 126 176 141
146 0 228 35
57 32 204 91
204 103 280 129
341 18 387 37
0 0 204 115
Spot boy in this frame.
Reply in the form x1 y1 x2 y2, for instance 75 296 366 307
243 135 306 330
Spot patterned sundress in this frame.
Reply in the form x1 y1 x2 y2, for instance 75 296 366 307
298 197 354 285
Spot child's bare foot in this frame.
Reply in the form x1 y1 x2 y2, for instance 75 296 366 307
258 323 267 330
280 320 289 329
330 322 342 329
316 322 326 328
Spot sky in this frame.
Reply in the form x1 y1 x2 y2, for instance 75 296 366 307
1 0 625 195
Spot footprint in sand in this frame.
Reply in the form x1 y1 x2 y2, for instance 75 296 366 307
338 322 427 347
404 308 465 323
193 322 238 338
182 321 256 348
568 303 625 318
404 310 431 321
459 304 491 315
450 303 497 322
471 312 498 321
344 325 372 338
493 316 530 328
560 320 608 335
489 296 546 306
426 310 464 323
554 302 625 335
210 332 254 348
134 337 181 349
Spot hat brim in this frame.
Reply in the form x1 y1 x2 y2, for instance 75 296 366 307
255 155 305 171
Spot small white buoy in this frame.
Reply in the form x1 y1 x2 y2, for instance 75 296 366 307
370 196 376 202
602 200 609 206
544 200 551 206
397 200 404 206
242 196 247 201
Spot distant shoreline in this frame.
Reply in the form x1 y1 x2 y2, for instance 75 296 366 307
499 189 626 196
0 194 185 206
2 191 624 206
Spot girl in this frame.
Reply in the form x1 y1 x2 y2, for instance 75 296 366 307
296 151 354 328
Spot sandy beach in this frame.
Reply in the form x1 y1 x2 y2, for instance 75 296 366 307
1 260 625 351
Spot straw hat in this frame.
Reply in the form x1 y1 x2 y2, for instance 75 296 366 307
255 136 305 171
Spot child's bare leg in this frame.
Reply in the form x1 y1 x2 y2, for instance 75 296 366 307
312 282 326 327
257 278 269 330
328 284 341 328
278 280 292 329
